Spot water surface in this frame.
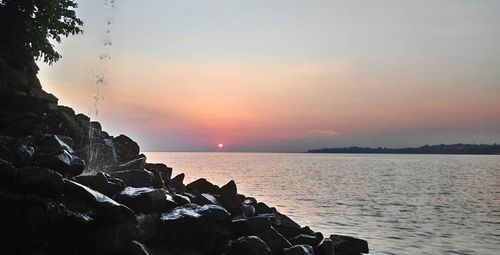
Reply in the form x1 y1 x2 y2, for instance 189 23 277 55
145 152 500 255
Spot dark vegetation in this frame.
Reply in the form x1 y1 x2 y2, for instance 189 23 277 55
0 1 368 254
308 144 500 155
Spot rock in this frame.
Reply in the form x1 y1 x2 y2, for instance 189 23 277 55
15 166 65 197
0 136 35 166
74 172 126 197
192 193 220 206
255 227 292 255
63 180 136 223
284 245 315 255
37 134 74 154
35 149 85 177
109 170 153 188
220 180 241 213
275 225 316 240
289 234 321 247
158 203 230 248
113 134 140 164
29 88 58 104
123 240 153 255
228 236 271 255
171 173 186 191
171 193 190 205
242 201 256 217
106 156 146 172
330 234 369 255
186 178 220 194
151 169 165 189
314 238 333 255
114 187 177 214
145 163 172 185
0 158 18 190
255 202 273 214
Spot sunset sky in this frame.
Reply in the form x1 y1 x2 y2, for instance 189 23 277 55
38 0 500 152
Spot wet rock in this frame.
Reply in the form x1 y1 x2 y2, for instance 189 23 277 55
63 180 135 223
35 149 85 177
109 170 153 188
0 136 35 166
37 134 74 154
192 193 220 206
15 166 65 197
284 244 315 255
145 163 172 185
242 201 256 217
289 234 321 247
74 172 126 197
172 193 191 205
228 236 271 255
330 234 369 255
106 156 146 172
314 238 333 255
157 203 230 247
113 134 140 164
255 227 292 255
123 240 153 255
171 173 186 191
255 202 273 214
114 187 177 214
186 178 220 194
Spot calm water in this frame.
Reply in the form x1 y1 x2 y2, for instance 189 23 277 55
144 152 500 255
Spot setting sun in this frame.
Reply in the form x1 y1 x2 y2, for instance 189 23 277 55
218 143 224 149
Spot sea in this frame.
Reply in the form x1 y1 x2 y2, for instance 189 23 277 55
144 152 500 255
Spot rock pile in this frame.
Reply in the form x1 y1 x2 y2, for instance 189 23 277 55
0 85 369 255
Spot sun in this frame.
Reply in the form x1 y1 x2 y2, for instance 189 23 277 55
218 143 224 149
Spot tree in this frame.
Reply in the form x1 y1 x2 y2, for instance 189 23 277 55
0 0 83 66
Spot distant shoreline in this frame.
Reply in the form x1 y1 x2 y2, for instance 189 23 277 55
307 144 500 155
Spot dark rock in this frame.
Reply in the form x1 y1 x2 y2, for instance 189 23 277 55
314 238 333 255
186 178 220 194
145 163 172 185
106 156 146 172
37 134 74 155
220 180 241 213
157 203 230 248
109 170 153 188
134 213 161 244
0 136 35 166
114 187 177 214
255 202 273 214
172 193 191 205
171 173 186 191
228 236 271 255
192 193 220 206
242 202 256 217
284 244 315 255
289 234 321 247
63 180 136 223
330 234 369 255
74 172 126 197
151 169 165 189
123 240 153 255
0 158 18 190
35 149 85 177
15 166 64 197
113 134 140 164
275 225 315 240
255 227 292 255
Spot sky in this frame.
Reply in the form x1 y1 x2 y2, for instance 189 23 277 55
38 0 500 152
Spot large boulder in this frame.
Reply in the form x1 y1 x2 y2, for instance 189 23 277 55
228 236 271 255
171 173 186 191
35 149 85 177
330 235 369 255
114 187 177 214
219 180 241 213
74 172 126 197
186 178 220 194
192 193 220 206
106 156 146 172
0 136 35 166
109 170 153 188
15 166 65 197
63 180 135 223
255 227 292 255
112 135 140 164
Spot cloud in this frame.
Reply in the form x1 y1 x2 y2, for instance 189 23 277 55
306 129 339 137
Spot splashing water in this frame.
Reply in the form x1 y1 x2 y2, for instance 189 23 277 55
86 0 118 172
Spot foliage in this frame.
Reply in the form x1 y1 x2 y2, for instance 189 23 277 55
0 0 83 65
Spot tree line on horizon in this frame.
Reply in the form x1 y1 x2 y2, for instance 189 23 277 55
308 143 500 155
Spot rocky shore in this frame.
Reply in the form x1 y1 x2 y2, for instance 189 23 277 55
0 78 369 254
